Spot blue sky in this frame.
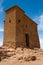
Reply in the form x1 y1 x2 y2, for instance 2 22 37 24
0 0 43 48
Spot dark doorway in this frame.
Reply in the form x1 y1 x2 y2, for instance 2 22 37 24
25 34 29 47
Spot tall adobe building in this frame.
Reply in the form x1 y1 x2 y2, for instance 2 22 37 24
3 5 40 48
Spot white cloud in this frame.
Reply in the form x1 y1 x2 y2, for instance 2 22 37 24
33 14 43 31
33 14 43 49
0 0 3 6
0 0 4 32
0 28 4 32
0 7 3 12
0 0 5 21
40 38 43 49
0 39 3 47
38 15 43 30
0 0 4 47
0 0 4 14
0 41 3 47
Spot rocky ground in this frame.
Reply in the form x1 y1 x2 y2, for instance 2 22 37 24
0 47 43 65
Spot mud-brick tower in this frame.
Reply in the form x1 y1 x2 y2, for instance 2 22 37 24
3 5 40 48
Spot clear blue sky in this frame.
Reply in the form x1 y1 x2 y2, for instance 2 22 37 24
0 0 43 48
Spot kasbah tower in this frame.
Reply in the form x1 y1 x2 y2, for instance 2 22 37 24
3 5 40 49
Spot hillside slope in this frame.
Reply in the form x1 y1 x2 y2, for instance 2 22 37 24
0 47 43 65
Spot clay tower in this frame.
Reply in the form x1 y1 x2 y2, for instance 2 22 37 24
3 5 40 48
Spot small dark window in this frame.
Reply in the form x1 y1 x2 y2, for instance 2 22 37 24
4 20 5 23
9 20 11 23
36 29 37 32
4 20 5 22
18 20 21 23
